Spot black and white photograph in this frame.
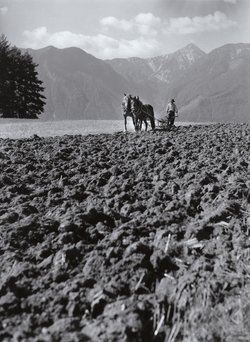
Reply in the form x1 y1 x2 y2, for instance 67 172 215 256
0 0 250 340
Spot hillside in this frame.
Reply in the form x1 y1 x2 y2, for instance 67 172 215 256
106 44 205 84
106 44 205 116
170 43 250 122
27 46 134 120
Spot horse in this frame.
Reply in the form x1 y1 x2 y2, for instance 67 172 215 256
121 93 136 132
130 96 155 131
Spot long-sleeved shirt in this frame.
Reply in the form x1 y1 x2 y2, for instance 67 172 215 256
166 102 178 114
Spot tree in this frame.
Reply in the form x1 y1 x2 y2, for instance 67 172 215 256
0 35 46 118
0 34 11 117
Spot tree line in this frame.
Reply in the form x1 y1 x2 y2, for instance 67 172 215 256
0 35 46 119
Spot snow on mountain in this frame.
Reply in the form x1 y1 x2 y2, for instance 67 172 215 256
171 43 250 122
147 43 206 83
106 43 205 84
25 43 249 122
106 44 207 117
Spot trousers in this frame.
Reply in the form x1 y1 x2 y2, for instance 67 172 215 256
167 111 175 127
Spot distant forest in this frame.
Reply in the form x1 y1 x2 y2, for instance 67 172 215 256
0 35 46 119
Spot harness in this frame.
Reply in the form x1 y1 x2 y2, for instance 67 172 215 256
133 100 154 120
132 101 142 116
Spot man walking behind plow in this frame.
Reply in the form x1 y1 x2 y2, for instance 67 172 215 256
166 99 178 128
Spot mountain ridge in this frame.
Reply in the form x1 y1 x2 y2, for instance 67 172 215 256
26 46 136 120
26 43 249 122
168 43 250 122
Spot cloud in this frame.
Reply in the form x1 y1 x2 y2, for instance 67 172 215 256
0 6 8 15
100 13 161 37
166 11 237 35
21 11 238 59
100 17 134 32
22 27 160 59
135 13 161 36
22 27 120 54
100 11 237 38
223 0 237 3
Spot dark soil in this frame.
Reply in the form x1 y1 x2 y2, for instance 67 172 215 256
0 123 250 341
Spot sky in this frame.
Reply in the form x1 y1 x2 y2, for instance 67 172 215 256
0 0 249 59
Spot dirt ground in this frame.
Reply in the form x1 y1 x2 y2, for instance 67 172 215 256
0 123 250 341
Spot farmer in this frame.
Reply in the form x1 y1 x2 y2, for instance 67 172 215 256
166 99 178 128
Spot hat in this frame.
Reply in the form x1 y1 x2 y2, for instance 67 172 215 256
171 99 175 102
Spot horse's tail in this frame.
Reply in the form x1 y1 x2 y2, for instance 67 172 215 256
149 105 155 130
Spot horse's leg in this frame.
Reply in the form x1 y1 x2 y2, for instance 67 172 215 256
133 116 136 131
139 117 144 131
138 119 141 132
145 119 148 131
138 119 142 131
132 116 138 132
135 117 140 132
124 115 127 132
150 109 155 130
132 114 137 132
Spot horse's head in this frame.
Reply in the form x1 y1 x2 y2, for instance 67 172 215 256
130 96 142 131
130 96 141 114
122 93 132 115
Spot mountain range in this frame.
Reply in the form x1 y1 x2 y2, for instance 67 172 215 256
27 42 250 122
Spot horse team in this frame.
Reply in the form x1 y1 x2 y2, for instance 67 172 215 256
122 93 155 132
